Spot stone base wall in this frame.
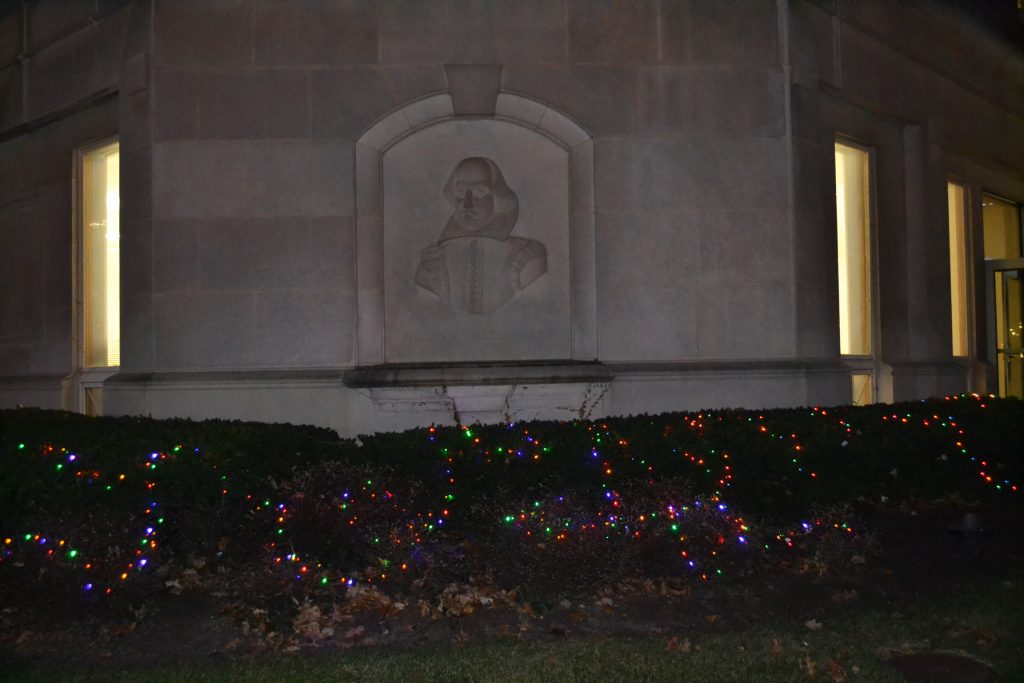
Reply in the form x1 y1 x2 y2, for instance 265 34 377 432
92 361 852 436
0 356 971 436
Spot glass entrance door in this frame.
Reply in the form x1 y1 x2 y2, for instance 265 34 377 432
983 194 1022 398
996 269 1023 397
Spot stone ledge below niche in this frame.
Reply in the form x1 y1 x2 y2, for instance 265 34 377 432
363 381 611 426
343 361 612 388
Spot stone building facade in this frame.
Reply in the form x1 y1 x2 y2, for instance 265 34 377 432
1 0 1022 435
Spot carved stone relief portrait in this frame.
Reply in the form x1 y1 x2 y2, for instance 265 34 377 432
380 118 572 363
415 157 547 314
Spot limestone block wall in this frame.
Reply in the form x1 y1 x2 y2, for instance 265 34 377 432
0 0 134 407
102 0 812 433
789 0 1024 400
136 0 793 376
0 0 1021 434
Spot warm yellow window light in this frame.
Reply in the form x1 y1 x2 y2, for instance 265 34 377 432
983 193 1023 398
947 183 969 357
851 372 873 406
834 142 872 356
82 141 120 368
983 193 1021 260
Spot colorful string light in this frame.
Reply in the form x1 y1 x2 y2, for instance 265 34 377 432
1 394 1016 600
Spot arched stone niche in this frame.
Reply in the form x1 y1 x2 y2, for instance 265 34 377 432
353 91 597 375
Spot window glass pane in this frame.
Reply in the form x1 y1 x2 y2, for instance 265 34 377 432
947 182 969 356
834 142 872 355
851 372 873 406
1002 272 1023 398
84 388 104 417
984 194 1022 396
982 194 1021 259
82 141 120 368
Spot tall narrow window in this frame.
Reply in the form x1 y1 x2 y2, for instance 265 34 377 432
947 182 969 357
983 194 1022 260
834 142 872 356
983 193 1023 398
81 141 120 368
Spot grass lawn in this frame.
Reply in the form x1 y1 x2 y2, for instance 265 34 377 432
7 579 1021 682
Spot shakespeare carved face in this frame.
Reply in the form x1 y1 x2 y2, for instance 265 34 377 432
417 156 547 314
443 157 518 234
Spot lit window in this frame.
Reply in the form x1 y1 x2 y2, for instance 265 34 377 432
983 193 1021 259
81 141 120 368
947 182 969 357
834 141 872 356
851 372 873 406
983 193 1023 398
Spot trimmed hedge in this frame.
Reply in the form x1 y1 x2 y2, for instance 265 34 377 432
0 395 1020 603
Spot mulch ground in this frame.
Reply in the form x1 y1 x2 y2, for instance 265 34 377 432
2 500 1021 677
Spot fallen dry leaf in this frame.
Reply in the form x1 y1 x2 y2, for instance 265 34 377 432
666 636 691 653
963 628 999 646
292 603 326 642
180 568 203 590
346 585 393 614
517 602 537 617
111 623 136 639
799 655 817 678
805 619 823 631
827 659 848 682
438 582 512 617
330 603 356 624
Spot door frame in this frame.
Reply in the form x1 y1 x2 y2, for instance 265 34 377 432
984 258 1024 396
